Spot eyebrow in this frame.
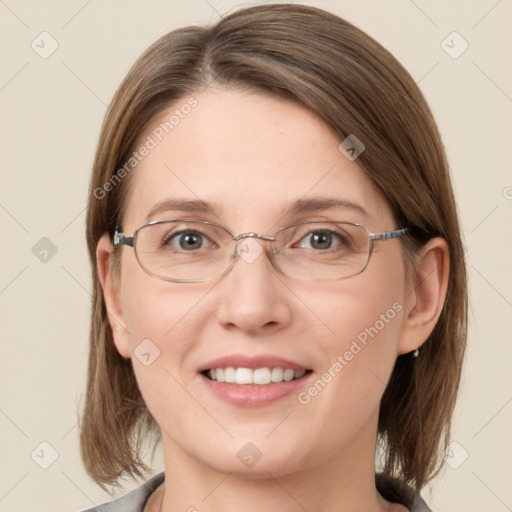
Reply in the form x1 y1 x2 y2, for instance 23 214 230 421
144 196 370 224
282 197 370 219
145 198 215 223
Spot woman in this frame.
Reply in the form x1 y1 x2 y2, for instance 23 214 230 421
80 4 467 511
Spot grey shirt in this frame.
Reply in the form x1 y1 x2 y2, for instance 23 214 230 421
81 472 432 511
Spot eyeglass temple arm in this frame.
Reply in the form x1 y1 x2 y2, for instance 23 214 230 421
113 228 134 247
371 228 408 242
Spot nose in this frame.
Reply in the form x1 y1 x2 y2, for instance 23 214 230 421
215 238 292 336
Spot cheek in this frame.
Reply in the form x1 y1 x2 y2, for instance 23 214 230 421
118 256 211 384
119 273 217 438
299 256 405 411
309 265 404 353
120 249 208 345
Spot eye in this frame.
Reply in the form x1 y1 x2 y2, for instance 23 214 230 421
297 230 346 250
164 230 211 251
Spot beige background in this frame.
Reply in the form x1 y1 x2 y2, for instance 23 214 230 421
1 1 511 511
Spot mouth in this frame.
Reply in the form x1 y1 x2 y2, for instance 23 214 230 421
201 367 313 385
197 354 314 407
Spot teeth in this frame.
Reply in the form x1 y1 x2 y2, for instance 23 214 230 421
295 369 306 379
224 367 236 383
206 367 307 385
253 368 271 385
271 367 283 382
236 367 253 385
284 369 295 381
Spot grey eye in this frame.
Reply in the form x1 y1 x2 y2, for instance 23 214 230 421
298 230 344 250
309 231 332 249
166 230 209 250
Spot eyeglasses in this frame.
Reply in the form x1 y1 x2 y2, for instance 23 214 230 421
113 220 408 283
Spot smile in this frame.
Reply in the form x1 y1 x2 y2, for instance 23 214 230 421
203 367 310 385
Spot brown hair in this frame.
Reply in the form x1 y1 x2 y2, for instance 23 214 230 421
82 3 467 492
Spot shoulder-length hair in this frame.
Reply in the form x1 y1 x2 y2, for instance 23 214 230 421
82 3 467 492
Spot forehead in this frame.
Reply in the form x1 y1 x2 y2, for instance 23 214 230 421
122 88 392 231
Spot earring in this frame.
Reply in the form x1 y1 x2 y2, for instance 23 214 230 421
412 348 419 358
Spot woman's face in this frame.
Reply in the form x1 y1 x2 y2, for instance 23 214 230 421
108 88 412 477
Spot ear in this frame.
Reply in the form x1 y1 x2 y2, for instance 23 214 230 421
397 237 450 355
96 233 131 359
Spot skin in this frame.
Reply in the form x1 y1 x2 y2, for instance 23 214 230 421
97 88 449 512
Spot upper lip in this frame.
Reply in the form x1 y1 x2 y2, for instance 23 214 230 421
198 354 309 373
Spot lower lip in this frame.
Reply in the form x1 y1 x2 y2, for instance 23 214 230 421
200 373 313 407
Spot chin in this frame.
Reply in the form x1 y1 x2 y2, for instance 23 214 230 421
194 435 309 478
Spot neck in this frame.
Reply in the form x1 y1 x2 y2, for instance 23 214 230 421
153 411 396 512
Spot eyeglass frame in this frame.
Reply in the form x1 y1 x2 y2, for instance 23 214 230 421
113 219 408 283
